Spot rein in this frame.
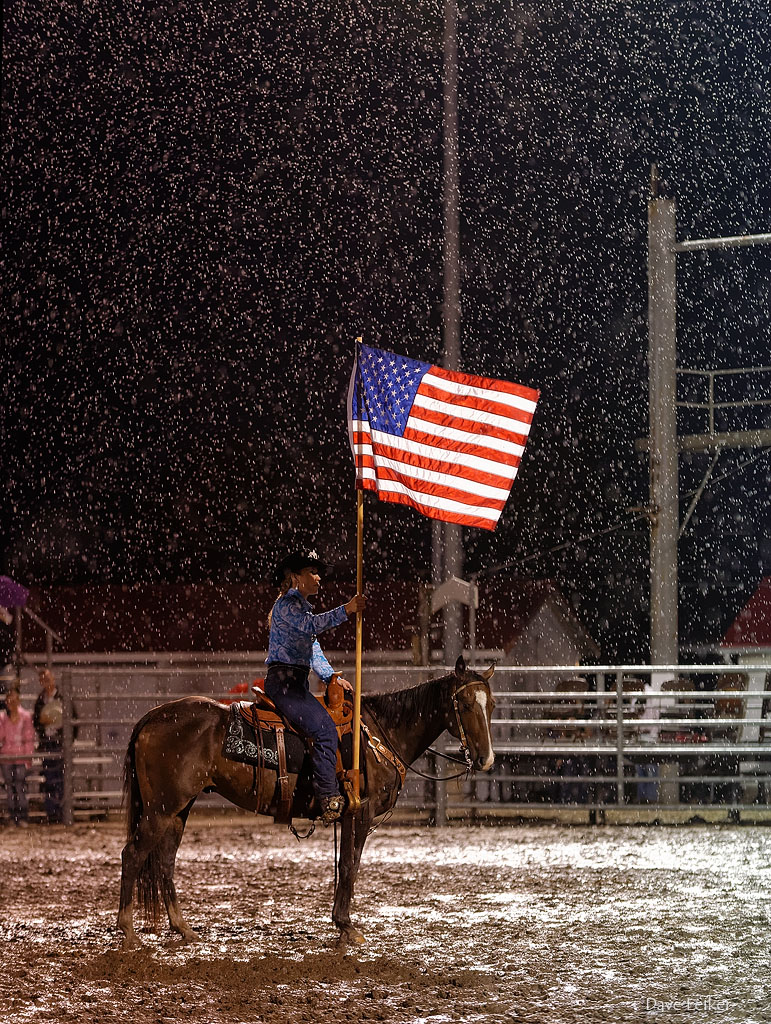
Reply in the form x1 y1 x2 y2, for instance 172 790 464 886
426 745 472 766
404 757 470 783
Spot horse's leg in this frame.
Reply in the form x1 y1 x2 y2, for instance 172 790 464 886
159 802 198 943
117 816 158 950
118 707 213 951
333 811 370 946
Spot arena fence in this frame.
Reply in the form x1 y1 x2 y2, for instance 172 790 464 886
3 658 770 825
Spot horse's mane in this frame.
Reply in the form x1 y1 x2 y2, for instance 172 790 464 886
363 672 456 728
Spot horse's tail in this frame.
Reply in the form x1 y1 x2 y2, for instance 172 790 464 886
122 711 164 925
122 720 143 843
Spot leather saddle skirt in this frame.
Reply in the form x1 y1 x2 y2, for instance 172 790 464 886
221 685 354 771
221 700 306 773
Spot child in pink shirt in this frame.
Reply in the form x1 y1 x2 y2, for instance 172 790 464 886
0 688 35 826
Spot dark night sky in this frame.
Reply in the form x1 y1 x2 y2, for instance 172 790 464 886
2 1 771 659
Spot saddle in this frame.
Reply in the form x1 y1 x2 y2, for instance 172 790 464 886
221 677 361 824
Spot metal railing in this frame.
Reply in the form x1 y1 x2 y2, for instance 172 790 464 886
454 664 771 823
3 659 769 824
677 365 771 436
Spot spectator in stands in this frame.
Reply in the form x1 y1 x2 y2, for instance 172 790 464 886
0 687 35 826
33 668 73 824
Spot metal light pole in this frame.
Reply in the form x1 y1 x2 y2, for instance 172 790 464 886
647 177 679 666
428 0 463 828
439 0 464 669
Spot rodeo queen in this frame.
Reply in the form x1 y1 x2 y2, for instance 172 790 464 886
266 550 365 825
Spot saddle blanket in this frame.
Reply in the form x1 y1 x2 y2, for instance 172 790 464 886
222 702 306 774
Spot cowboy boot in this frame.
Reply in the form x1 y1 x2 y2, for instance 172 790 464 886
319 793 346 825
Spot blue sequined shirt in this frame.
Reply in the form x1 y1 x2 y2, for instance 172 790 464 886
266 588 347 682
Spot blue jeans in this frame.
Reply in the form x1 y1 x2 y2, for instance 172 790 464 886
265 664 339 800
41 749 64 822
2 763 29 823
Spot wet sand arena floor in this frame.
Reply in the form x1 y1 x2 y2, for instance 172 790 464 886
1 817 769 1024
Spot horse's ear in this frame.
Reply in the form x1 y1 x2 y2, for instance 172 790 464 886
455 655 467 677
482 663 495 681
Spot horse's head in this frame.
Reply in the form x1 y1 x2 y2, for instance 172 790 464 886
446 656 496 772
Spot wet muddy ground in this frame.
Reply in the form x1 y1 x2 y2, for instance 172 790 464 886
1 815 769 1024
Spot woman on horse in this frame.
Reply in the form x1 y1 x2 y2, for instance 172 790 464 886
266 550 365 825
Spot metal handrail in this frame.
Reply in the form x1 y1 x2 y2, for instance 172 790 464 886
494 744 771 756
491 719 770 727
490 690 769 699
12 690 771 701
676 366 771 434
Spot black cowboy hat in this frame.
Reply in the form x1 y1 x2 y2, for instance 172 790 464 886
273 549 328 588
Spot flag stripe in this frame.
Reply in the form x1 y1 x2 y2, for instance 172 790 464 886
377 478 504 520
409 402 530 452
353 449 513 515
359 480 500 529
357 468 503 523
423 369 539 412
353 425 521 478
354 449 513 501
352 423 517 481
417 381 535 429
403 425 522 470
360 464 507 511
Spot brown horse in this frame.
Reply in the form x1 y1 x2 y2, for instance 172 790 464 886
117 656 495 950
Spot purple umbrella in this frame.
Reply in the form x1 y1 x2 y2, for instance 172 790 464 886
0 576 29 609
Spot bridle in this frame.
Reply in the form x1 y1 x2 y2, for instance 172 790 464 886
449 680 486 771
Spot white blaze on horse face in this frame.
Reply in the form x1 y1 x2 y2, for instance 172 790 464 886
475 689 495 771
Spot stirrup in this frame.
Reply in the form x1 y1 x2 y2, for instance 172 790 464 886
320 794 345 826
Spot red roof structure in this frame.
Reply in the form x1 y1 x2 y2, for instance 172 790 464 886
20 579 596 659
21 582 415 654
722 577 771 648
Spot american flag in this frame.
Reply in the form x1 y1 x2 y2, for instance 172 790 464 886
347 343 539 531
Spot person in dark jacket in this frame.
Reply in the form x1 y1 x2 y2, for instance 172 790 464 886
266 550 364 825
32 668 76 824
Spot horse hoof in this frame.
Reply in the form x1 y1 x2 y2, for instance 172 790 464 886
179 930 200 944
337 926 365 947
121 935 143 951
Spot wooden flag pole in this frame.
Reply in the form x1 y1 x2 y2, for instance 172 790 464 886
351 485 364 807
350 335 365 809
